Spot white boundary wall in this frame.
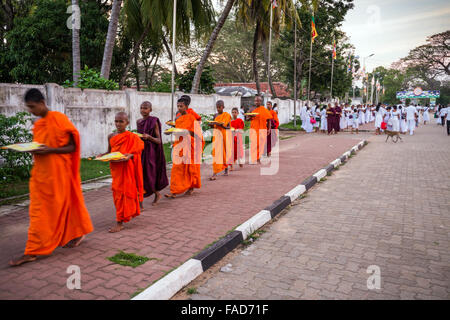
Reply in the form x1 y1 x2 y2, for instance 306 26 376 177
0 83 304 157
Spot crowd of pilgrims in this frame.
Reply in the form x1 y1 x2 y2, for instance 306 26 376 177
296 102 437 135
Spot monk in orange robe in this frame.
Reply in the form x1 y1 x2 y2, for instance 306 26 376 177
174 95 202 121
266 101 279 157
230 107 245 170
99 112 144 233
9 88 93 266
247 96 272 164
208 100 232 180
165 98 203 198
171 95 205 151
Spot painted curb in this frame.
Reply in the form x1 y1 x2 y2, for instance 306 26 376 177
133 139 367 300
132 259 203 300
265 196 292 218
235 210 272 240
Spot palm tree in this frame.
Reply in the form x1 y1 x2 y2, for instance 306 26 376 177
100 0 123 80
236 0 319 95
119 0 215 88
71 0 81 86
190 0 236 94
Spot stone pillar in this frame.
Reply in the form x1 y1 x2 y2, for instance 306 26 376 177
45 83 65 114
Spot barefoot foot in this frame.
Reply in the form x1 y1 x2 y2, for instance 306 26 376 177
108 223 124 233
152 193 161 206
185 188 194 196
9 255 37 267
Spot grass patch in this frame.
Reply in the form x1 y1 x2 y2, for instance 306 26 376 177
80 158 110 181
280 135 294 140
130 288 145 299
107 251 152 268
299 193 308 199
279 120 303 131
0 158 111 200
319 178 327 183
187 287 198 295
327 171 332 176
242 229 266 246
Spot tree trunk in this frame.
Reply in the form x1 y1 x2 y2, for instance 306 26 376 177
262 40 277 98
119 22 152 89
100 0 122 79
162 35 178 76
252 23 261 94
71 0 81 86
190 0 235 94
134 49 140 91
148 53 160 87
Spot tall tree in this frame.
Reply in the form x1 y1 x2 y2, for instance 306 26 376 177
100 0 123 79
235 0 300 95
190 0 235 94
71 0 81 86
119 0 215 88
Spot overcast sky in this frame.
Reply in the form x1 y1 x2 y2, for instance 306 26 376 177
341 0 450 72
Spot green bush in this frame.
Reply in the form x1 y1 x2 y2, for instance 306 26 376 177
63 66 119 91
0 112 33 182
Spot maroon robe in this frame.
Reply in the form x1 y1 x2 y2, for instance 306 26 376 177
327 107 336 134
137 116 168 197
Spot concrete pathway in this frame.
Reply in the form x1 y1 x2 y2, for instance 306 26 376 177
188 124 450 300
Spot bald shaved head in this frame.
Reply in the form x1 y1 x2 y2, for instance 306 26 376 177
216 100 224 107
141 101 152 108
115 112 129 120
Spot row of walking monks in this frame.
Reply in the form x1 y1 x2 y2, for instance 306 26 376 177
9 90 278 266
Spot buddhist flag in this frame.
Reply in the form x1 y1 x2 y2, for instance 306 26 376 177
311 15 318 42
332 39 336 59
271 0 278 8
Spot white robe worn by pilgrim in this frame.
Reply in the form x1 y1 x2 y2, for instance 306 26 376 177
320 109 327 130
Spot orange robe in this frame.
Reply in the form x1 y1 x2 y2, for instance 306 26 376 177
212 112 232 174
176 108 202 121
109 131 144 223
25 111 93 256
170 113 202 194
176 107 205 151
250 105 273 162
269 110 279 129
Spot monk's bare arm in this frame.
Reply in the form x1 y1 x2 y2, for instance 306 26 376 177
31 134 76 155
147 122 162 144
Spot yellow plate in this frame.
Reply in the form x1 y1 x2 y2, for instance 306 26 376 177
1 142 44 152
166 121 175 126
134 133 144 137
94 152 126 161
244 113 259 116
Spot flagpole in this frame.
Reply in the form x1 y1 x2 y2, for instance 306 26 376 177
307 33 313 106
171 0 177 121
330 36 334 101
293 8 297 127
268 1 273 97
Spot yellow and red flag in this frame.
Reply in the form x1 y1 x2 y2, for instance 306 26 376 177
311 15 318 42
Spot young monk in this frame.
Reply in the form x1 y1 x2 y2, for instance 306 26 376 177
165 98 203 198
247 95 272 164
174 94 202 121
137 101 168 206
99 112 144 233
266 101 279 157
230 107 245 170
9 88 94 266
208 100 232 180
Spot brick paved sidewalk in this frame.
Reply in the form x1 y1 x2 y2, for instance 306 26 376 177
188 124 450 300
0 132 362 299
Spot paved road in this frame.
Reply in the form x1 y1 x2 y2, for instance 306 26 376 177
0 130 362 299
189 124 450 300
